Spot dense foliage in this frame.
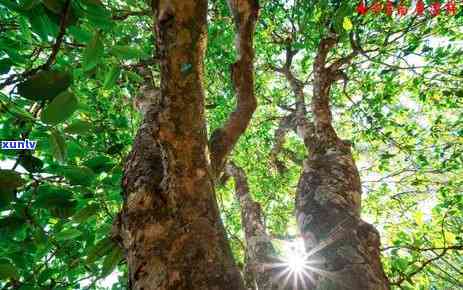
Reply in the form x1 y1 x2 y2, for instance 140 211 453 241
0 0 462 289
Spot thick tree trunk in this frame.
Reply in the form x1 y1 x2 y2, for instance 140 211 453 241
113 1 245 289
271 36 389 289
294 36 390 290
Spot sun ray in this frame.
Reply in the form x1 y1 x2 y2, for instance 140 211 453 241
269 230 348 289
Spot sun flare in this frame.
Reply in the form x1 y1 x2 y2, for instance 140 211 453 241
269 238 337 289
282 239 308 274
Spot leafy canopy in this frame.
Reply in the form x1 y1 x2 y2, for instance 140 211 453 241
0 0 462 289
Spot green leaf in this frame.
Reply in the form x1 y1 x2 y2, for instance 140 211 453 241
35 184 76 218
50 207 76 219
67 26 92 43
0 170 24 191
0 258 19 280
80 0 103 5
0 58 12 75
64 119 93 134
0 170 24 207
61 166 95 186
0 92 34 120
35 184 74 207
0 216 26 236
110 46 146 60
42 0 64 14
106 143 124 155
17 70 72 101
19 0 40 11
83 155 114 173
54 228 82 241
101 245 123 277
86 237 114 263
0 0 20 11
72 203 99 223
82 32 104 71
103 65 121 89
18 286 47 290
37 268 53 284
41 91 78 125
49 129 67 163
76 0 112 29
25 5 58 41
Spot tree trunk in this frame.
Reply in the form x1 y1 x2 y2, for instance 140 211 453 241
295 36 390 290
113 1 245 289
270 35 390 289
225 162 285 290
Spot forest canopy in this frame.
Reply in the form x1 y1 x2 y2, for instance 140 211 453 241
0 0 462 289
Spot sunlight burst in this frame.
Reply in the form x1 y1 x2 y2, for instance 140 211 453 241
284 251 306 273
281 239 307 274
269 238 318 289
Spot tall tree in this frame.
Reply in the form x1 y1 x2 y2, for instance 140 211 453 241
270 35 389 289
113 0 258 288
1 0 462 289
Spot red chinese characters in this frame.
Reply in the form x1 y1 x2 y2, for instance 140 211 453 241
416 0 425 16
446 0 457 15
430 2 441 16
398 4 408 16
385 0 394 16
357 0 368 15
370 1 383 14
356 0 458 17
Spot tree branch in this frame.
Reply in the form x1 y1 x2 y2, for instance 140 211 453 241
270 44 314 147
44 0 71 69
209 0 259 176
390 248 450 287
225 162 281 290
311 34 338 130
112 9 151 21
269 113 296 173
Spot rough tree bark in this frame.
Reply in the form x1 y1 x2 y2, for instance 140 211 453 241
225 162 282 290
113 0 259 289
272 35 390 289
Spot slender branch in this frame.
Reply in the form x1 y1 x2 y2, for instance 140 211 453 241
268 44 314 167
112 9 151 20
390 249 450 287
209 0 259 176
382 244 463 252
326 33 359 72
44 0 71 69
269 113 296 173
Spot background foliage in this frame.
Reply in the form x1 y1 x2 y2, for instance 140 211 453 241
0 0 462 289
